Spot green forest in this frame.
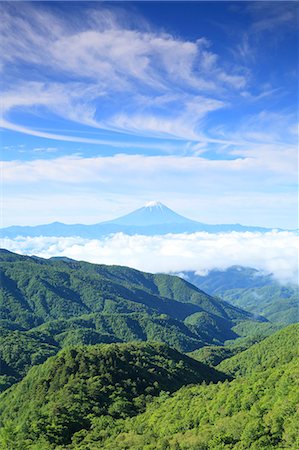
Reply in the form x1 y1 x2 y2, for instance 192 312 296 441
0 250 298 449
181 267 298 325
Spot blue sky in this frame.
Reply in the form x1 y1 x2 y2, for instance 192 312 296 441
1 1 298 228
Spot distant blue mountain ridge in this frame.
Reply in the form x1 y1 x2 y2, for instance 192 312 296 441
176 266 298 325
1 201 285 238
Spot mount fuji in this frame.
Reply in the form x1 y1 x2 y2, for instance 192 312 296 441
106 201 198 226
1 201 276 238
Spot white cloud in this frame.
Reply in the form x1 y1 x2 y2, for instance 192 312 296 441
233 2 297 63
109 96 226 141
2 153 295 186
32 147 58 154
1 2 297 233
2 231 298 284
0 119 177 151
0 3 248 143
249 3 297 34
1 6 244 94
1 2 296 154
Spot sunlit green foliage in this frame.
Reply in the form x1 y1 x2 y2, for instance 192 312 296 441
187 323 282 367
218 323 299 377
229 320 282 342
0 251 297 450
0 250 253 326
71 325 299 450
85 358 297 450
222 284 299 324
0 342 226 448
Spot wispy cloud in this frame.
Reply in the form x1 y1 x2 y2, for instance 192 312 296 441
1 2 296 155
1 2 297 231
1 4 246 92
1 2 248 144
1 14 296 159
249 2 298 34
0 118 180 152
32 147 58 154
3 152 296 185
234 2 298 62
2 231 298 284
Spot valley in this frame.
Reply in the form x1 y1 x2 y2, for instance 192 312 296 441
1 1 298 449
0 249 297 449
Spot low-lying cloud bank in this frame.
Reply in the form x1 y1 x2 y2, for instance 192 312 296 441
2 231 298 284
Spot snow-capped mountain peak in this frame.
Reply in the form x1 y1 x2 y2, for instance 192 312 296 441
107 202 196 226
145 201 164 208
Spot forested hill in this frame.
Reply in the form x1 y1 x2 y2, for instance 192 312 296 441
0 325 297 450
0 250 297 449
97 355 298 450
0 250 264 357
0 341 227 448
0 249 253 325
217 322 299 377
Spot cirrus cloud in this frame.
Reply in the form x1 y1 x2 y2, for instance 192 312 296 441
0 2 247 144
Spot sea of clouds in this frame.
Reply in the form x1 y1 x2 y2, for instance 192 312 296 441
2 230 298 284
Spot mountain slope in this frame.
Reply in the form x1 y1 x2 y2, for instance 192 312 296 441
0 327 59 391
106 201 197 226
68 325 299 450
217 323 299 377
182 266 299 324
0 202 274 237
0 249 261 333
187 321 283 366
0 249 267 392
15 325 296 450
223 284 298 324
0 249 258 322
182 266 273 292
88 358 298 450
0 342 227 447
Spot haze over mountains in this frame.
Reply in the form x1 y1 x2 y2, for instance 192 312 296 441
177 267 299 324
0 201 278 238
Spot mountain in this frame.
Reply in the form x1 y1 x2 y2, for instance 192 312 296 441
0 251 297 450
0 202 276 238
1 326 297 450
0 327 58 391
0 249 257 326
0 342 227 448
217 323 299 377
71 325 299 450
90 343 297 450
179 266 299 324
181 266 274 292
186 321 282 367
106 201 197 226
0 249 268 391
